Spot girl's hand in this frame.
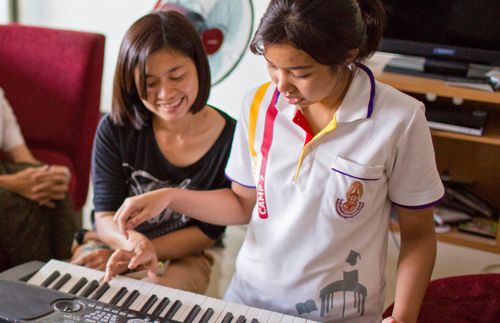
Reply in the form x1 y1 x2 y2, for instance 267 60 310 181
113 189 171 239
103 237 158 283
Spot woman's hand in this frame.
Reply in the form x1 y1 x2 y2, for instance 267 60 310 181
2 164 71 207
31 165 70 205
2 166 50 204
113 188 171 239
103 236 158 283
71 248 114 271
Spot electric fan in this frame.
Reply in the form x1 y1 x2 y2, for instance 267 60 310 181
154 0 254 86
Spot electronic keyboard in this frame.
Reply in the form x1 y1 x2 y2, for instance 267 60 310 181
0 259 319 323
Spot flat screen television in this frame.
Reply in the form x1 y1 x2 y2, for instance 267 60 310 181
378 0 500 79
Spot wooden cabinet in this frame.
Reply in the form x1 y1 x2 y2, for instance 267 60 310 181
374 70 500 254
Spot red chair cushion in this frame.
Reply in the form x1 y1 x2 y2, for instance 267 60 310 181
383 274 500 322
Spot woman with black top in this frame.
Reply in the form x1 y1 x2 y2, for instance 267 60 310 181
71 11 235 294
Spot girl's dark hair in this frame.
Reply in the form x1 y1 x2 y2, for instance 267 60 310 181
250 0 385 66
112 11 211 128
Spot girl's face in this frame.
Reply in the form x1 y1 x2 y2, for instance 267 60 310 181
135 49 199 123
263 42 346 110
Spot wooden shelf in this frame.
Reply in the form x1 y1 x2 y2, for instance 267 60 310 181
430 112 500 146
390 222 500 254
376 72 500 104
377 68 500 254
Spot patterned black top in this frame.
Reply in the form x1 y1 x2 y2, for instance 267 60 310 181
92 107 235 240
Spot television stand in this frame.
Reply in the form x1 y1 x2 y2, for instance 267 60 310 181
383 55 492 80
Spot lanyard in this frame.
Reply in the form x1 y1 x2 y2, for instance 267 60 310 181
256 89 280 219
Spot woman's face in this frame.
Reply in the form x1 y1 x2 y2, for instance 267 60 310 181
135 49 199 123
263 42 345 110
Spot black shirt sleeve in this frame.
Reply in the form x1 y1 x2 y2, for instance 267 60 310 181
92 115 128 212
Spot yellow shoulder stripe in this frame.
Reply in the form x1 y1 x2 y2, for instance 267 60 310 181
248 82 271 157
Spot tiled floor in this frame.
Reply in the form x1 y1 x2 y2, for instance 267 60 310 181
206 225 500 309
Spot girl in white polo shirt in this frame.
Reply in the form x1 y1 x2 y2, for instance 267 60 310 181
109 0 444 322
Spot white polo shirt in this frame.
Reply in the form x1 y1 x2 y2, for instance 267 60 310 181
224 65 444 322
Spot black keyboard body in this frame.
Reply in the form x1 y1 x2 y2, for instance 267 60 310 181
0 279 178 323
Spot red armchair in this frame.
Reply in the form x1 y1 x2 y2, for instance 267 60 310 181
0 24 105 211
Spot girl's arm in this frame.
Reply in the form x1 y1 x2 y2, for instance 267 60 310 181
114 182 256 238
151 226 215 261
388 206 436 323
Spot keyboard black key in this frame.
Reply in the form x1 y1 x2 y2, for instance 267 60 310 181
109 287 128 305
151 297 170 317
140 294 158 313
80 279 99 298
90 282 110 300
164 300 182 319
68 277 88 295
52 273 71 290
221 312 234 323
236 315 246 323
184 304 201 323
41 270 60 287
199 308 214 323
121 289 140 309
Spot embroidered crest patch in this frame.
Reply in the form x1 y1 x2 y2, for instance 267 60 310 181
336 181 365 218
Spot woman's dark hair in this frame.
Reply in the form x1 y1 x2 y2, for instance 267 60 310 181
112 11 211 128
250 0 385 66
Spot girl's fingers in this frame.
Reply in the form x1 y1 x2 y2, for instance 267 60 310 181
103 250 132 282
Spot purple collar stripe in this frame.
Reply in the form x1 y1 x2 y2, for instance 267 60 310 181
355 62 376 118
332 168 381 181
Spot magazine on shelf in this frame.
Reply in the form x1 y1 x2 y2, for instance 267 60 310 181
433 206 472 225
425 105 488 136
458 217 498 239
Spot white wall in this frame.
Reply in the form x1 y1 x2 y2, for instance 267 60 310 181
12 0 270 118
0 0 9 23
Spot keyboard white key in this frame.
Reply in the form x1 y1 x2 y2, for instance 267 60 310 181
58 263 81 294
27 259 69 287
177 293 206 322
269 311 286 322
195 296 220 323
116 278 141 308
147 284 184 317
128 283 155 312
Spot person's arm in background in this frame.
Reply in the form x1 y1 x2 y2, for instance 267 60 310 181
0 144 70 207
384 206 436 323
3 142 37 163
